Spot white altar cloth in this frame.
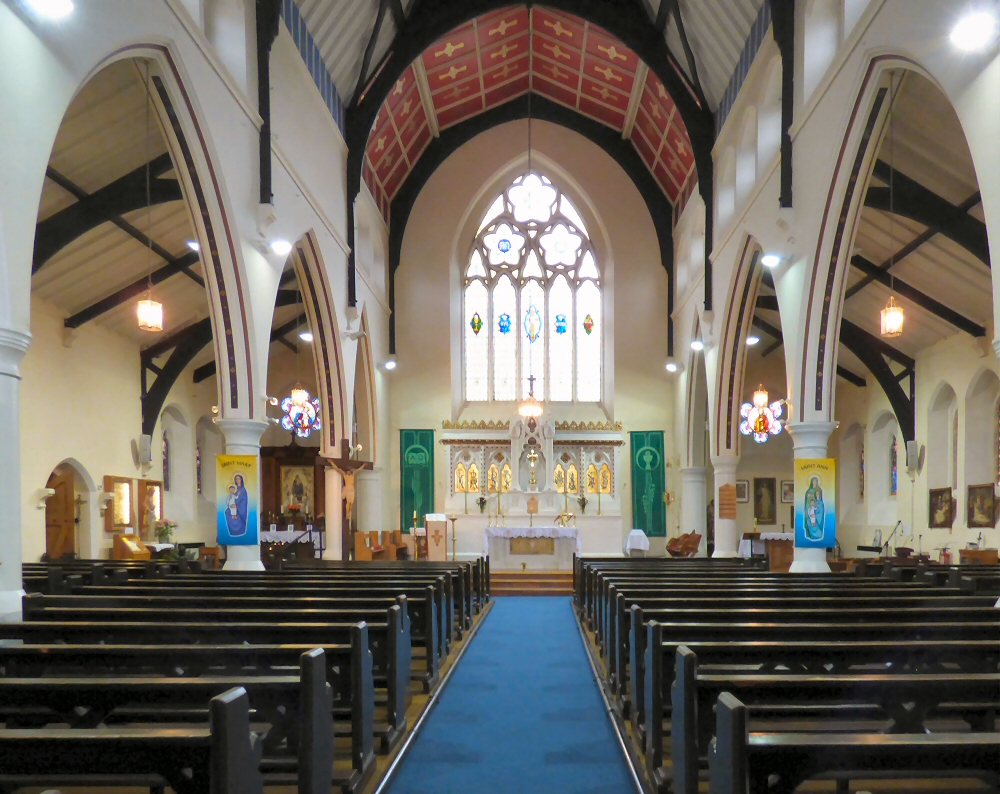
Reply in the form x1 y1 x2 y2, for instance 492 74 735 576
483 526 582 557
738 533 794 558
260 530 321 550
625 530 650 553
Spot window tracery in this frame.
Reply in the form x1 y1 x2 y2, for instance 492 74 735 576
464 174 602 403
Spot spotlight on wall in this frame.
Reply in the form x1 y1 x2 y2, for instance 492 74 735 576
746 335 760 346
25 0 74 19
270 239 293 257
186 240 200 252
690 339 704 352
382 354 397 371
298 331 314 343
950 10 999 51
665 357 680 373
760 253 781 268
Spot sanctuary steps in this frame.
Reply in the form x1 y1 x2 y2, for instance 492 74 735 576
491 571 574 596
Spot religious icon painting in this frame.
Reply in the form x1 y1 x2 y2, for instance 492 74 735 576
553 464 566 492
735 480 750 503
454 463 467 495
928 487 954 528
568 464 579 494
780 480 794 503
966 484 996 528
753 477 777 524
586 463 599 494
599 464 612 494
467 463 481 494
524 304 542 342
793 459 836 548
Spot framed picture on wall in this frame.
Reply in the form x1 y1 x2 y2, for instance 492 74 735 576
780 480 794 503
967 484 996 528
735 480 750 503
754 477 777 524
928 488 954 528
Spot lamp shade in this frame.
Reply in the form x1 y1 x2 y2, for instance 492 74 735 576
880 296 904 338
518 395 543 418
137 298 163 332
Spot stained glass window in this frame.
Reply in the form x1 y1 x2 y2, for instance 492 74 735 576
462 173 602 403
859 443 865 500
890 434 898 496
196 445 202 495
162 434 171 492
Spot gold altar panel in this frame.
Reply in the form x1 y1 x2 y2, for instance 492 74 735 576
509 537 555 555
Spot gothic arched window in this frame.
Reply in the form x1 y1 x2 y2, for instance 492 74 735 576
464 174 602 403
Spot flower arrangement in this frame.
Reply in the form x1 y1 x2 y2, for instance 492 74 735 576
577 495 588 514
477 496 487 513
154 519 178 544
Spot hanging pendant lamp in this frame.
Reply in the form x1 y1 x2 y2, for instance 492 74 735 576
879 73 903 340
137 62 163 332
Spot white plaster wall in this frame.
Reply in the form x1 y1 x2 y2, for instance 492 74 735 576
19 297 217 560
390 120 672 543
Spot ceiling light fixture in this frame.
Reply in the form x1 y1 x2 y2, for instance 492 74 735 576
880 72 904 340
186 240 200 252
298 331 314 343
383 354 397 371
25 0 74 19
746 335 760 346
760 254 781 268
137 62 162 333
665 360 678 373
690 339 704 352
271 240 292 257
950 10 999 51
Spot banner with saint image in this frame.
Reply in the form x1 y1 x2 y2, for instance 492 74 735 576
794 458 836 548
216 455 259 545
400 429 434 531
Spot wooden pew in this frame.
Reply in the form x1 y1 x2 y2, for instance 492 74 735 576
0 649 338 794
708 692 1000 794
666 645 1000 794
0 612 405 766
0 686 264 794
38 586 445 687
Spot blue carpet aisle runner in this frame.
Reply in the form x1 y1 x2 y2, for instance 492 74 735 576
386 596 635 794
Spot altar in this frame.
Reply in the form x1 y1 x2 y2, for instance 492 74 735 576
484 526 581 571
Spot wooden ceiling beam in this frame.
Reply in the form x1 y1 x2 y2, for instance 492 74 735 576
64 250 201 329
35 155 181 272
850 254 985 337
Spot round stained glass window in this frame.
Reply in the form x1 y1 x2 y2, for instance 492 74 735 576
498 239 512 253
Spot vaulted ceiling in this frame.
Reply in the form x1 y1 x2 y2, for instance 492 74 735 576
298 0 765 111
360 6 698 222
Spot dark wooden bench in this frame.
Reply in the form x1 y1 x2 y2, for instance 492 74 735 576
0 613 405 765
0 649 345 793
708 692 1000 794
0 686 264 794
34 586 444 685
665 645 1000 794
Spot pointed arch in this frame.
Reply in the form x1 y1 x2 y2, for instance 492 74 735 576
685 315 710 469
292 232 347 456
714 236 764 457
353 308 378 464
76 44 259 420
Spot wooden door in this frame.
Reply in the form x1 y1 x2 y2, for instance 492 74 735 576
45 471 76 559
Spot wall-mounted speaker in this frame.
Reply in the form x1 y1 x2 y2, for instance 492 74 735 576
905 440 919 472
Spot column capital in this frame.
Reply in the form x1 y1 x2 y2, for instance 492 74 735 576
215 418 269 450
0 327 31 378
786 421 839 458
680 465 707 479
710 455 739 477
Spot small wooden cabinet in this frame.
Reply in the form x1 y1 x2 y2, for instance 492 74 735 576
959 548 999 565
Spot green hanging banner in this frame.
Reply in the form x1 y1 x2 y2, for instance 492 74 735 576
630 430 666 537
400 429 434 531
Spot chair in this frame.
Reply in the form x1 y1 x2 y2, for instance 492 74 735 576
666 533 692 557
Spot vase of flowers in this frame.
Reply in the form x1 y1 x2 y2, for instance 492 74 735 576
154 519 178 544
578 495 588 515
477 496 487 513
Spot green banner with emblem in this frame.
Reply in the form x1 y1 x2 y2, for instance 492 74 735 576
630 430 666 537
400 429 434 531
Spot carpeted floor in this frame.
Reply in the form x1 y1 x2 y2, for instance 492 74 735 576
385 596 635 794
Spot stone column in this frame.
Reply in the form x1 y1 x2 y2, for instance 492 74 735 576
323 465 343 560
786 421 839 573
711 455 740 557
215 418 268 571
356 469 383 534
0 328 30 617
680 466 708 557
